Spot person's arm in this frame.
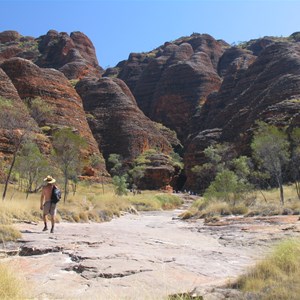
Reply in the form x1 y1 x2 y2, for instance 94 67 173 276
40 188 45 210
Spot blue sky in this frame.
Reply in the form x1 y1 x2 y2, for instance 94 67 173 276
1 0 300 68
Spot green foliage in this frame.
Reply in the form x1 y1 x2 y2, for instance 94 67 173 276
203 144 223 165
154 122 182 148
129 164 146 188
290 128 300 199
40 126 51 134
0 97 33 130
231 156 251 179
251 122 289 171
169 151 184 170
53 127 87 202
251 121 290 204
192 143 236 191
0 97 13 109
204 170 238 202
86 113 95 121
193 142 253 202
0 97 35 200
129 148 183 189
24 97 54 126
69 79 79 88
168 293 203 300
112 175 128 196
18 39 38 51
89 153 104 169
108 154 123 176
15 141 49 194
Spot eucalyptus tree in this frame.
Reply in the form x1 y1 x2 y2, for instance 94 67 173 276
0 97 35 200
52 127 87 202
251 122 290 205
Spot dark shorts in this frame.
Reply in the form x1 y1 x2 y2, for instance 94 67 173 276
43 201 57 216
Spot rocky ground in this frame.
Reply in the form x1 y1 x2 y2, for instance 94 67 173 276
2 199 300 300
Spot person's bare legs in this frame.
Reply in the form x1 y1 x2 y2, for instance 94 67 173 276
50 215 55 233
43 214 48 231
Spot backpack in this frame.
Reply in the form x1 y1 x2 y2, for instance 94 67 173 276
51 185 61 204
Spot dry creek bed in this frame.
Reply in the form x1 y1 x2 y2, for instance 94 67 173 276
2 206 300 299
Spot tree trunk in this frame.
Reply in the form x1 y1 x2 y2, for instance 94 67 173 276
63 177 68 203
276 175 284 206
295 181 300 200
2 150 17 200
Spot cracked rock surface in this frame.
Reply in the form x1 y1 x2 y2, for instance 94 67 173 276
5 210 300 299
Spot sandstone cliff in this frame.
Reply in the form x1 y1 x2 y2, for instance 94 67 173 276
0 30 102 79
0 57 107 176
2 29 300 191
184 40 300 191
76 76 174 161
105 34 227 142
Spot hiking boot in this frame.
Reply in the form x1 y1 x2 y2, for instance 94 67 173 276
50 228 54 233
42 226 48 231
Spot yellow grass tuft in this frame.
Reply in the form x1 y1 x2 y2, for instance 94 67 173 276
0 262 31 299
0 225 21 242
234 239 300 299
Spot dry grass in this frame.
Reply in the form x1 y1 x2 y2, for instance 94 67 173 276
181 185 300 220
0 183 182 225
233 239 300 299
0 225 21 242
180 198 248 219
0 262 31 299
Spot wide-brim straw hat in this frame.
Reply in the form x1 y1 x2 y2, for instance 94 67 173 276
44 175 56 184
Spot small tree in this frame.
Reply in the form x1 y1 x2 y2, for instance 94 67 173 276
112 175 128 196
129 165 146 192
288 128 300 199
89 153 106 194
107 154 123 177
251 122 290 205
192 143 235 192
0 98 35 200
204 170 239 203
15 141 49 197
52 128 87 202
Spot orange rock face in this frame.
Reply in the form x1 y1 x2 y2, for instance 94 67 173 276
0 30 103 79
37 30 103 79
184 41 300 192
113 34 226 143
76 77 173 162
1 57 107 176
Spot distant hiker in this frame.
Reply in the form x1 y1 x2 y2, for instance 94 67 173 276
40 175 58 233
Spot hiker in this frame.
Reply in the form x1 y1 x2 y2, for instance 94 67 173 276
40 175 58 233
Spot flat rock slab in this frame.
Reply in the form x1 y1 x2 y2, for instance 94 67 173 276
6 211 300 299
